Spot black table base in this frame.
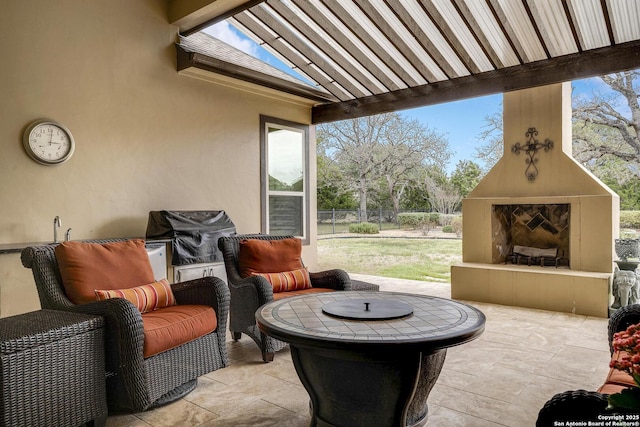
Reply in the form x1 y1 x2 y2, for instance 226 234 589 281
292 345 446 427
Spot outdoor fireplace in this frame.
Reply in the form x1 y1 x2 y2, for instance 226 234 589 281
492 204 569 267
451 83 618 317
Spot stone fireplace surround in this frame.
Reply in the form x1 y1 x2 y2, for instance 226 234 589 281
451 83 618 317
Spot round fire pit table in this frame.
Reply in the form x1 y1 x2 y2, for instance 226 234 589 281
256 291 485 427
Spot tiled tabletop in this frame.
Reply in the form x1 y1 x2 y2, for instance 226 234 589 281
256 291 485 350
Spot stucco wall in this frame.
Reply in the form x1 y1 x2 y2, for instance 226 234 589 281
0 0 317 316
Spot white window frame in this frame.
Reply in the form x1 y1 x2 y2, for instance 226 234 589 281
260 115 310 244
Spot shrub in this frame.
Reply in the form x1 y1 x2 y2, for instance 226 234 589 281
349 222 379 234
620 229 638 239
439 214 458 226
421 221 437 236
398 213 423 228
427 212 441 225
450 216 463 237
442 225 454 233
620 211 640 229
398 212 441 228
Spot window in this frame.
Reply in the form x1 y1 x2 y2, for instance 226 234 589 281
260 115 310 244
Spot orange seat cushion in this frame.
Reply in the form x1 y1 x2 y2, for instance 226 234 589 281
141 304 217 358
55 239 155 304
272 287 335 300
238 238 303 277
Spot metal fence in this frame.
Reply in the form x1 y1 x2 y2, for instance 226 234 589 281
317 208 414 235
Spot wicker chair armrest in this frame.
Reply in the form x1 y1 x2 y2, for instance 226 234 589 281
21 245 75 309
309 269 352 290
609 304 640 353
536 390 609 426
231 275 274 307
69 298 150 410
68 298 145 369
20 246 39 269
172 276 230 331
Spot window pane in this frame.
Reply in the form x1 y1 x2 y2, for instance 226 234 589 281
269 195 303 236
268 127 304 192
261 115 309 244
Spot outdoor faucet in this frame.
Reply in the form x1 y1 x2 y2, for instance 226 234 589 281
53 216 61 243
65 228 72 242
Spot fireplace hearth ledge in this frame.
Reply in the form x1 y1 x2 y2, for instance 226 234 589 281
451 262 612 318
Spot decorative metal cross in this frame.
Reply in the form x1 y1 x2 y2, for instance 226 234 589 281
511 127 553 181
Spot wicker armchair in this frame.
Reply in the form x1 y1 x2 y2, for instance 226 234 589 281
536 304 640 425
218 234 351 362
21 239 230 413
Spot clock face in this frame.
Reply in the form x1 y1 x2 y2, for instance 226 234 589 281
23 120 75 165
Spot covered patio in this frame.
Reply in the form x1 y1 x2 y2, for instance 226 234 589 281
105 274 610 427
1 1 639 426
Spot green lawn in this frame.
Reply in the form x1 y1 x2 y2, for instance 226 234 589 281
317 238 462 282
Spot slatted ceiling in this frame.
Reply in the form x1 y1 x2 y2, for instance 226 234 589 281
609 0 640 43
414 0 481 75
495 0 548 62
233 23 306 79
307 63 353 101
337 1 429 85
178 0 640 122
486 1 525 63
386 0 458 78
318 1 424 87
448 0 502 69
235 9 361 100
566 0 609 50
431 0 495 73
355 0 440 84
464 0 521 67
528 0 578 57
297 0 408 92
561 0 583 52
257 3 375 98
225 14 324 86
268 0 390 94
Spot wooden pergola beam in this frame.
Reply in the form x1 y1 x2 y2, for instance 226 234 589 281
311 40 640 124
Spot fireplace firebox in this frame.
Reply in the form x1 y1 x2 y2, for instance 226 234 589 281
492 204 570 268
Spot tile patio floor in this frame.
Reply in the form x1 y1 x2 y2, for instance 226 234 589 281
105 273 611 427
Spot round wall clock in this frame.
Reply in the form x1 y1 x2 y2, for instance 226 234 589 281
22 119 75 165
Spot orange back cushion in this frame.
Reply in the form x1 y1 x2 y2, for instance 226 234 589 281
56 239 156 304
252 268 312 293
95 279 176 313
238 238 303 277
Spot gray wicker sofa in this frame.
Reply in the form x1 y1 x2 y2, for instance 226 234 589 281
21 239 230 413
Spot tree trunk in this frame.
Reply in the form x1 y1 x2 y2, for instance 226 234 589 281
358 177 368 222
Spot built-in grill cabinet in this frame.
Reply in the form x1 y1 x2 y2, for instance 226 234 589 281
145 210 236 283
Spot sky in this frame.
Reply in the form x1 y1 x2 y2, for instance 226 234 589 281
203 22 614 173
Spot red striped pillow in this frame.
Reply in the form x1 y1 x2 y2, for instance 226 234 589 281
253 268 312 293
94 279 176 313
